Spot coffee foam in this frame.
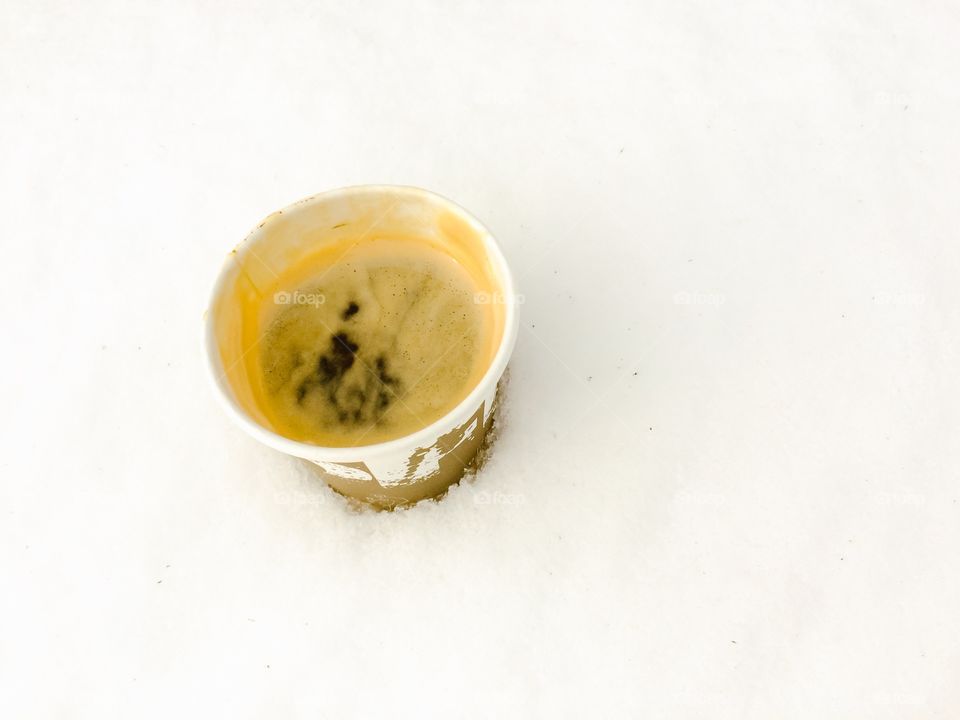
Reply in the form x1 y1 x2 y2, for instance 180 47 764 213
210 190 508 450
254 237 493 446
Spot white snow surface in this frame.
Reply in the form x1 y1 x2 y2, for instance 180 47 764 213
2 1 960 717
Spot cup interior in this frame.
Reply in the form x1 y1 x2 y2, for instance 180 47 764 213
206 186 512 449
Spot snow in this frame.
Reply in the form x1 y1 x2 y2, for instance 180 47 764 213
2 0 960 717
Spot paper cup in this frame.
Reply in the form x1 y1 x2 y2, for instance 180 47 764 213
204 186 519 508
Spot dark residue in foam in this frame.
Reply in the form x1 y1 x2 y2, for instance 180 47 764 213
295 301 402 425
341 301 360 320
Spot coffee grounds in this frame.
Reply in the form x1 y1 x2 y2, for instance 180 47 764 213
295 329 402 426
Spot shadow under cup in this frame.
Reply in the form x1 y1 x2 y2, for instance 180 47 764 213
205 186 519 508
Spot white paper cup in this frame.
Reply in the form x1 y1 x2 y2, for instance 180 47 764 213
204 186 519 507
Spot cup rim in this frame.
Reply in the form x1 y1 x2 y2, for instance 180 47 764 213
203 184 519 462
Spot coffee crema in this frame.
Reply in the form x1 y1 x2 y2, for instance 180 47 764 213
248 236 496 447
